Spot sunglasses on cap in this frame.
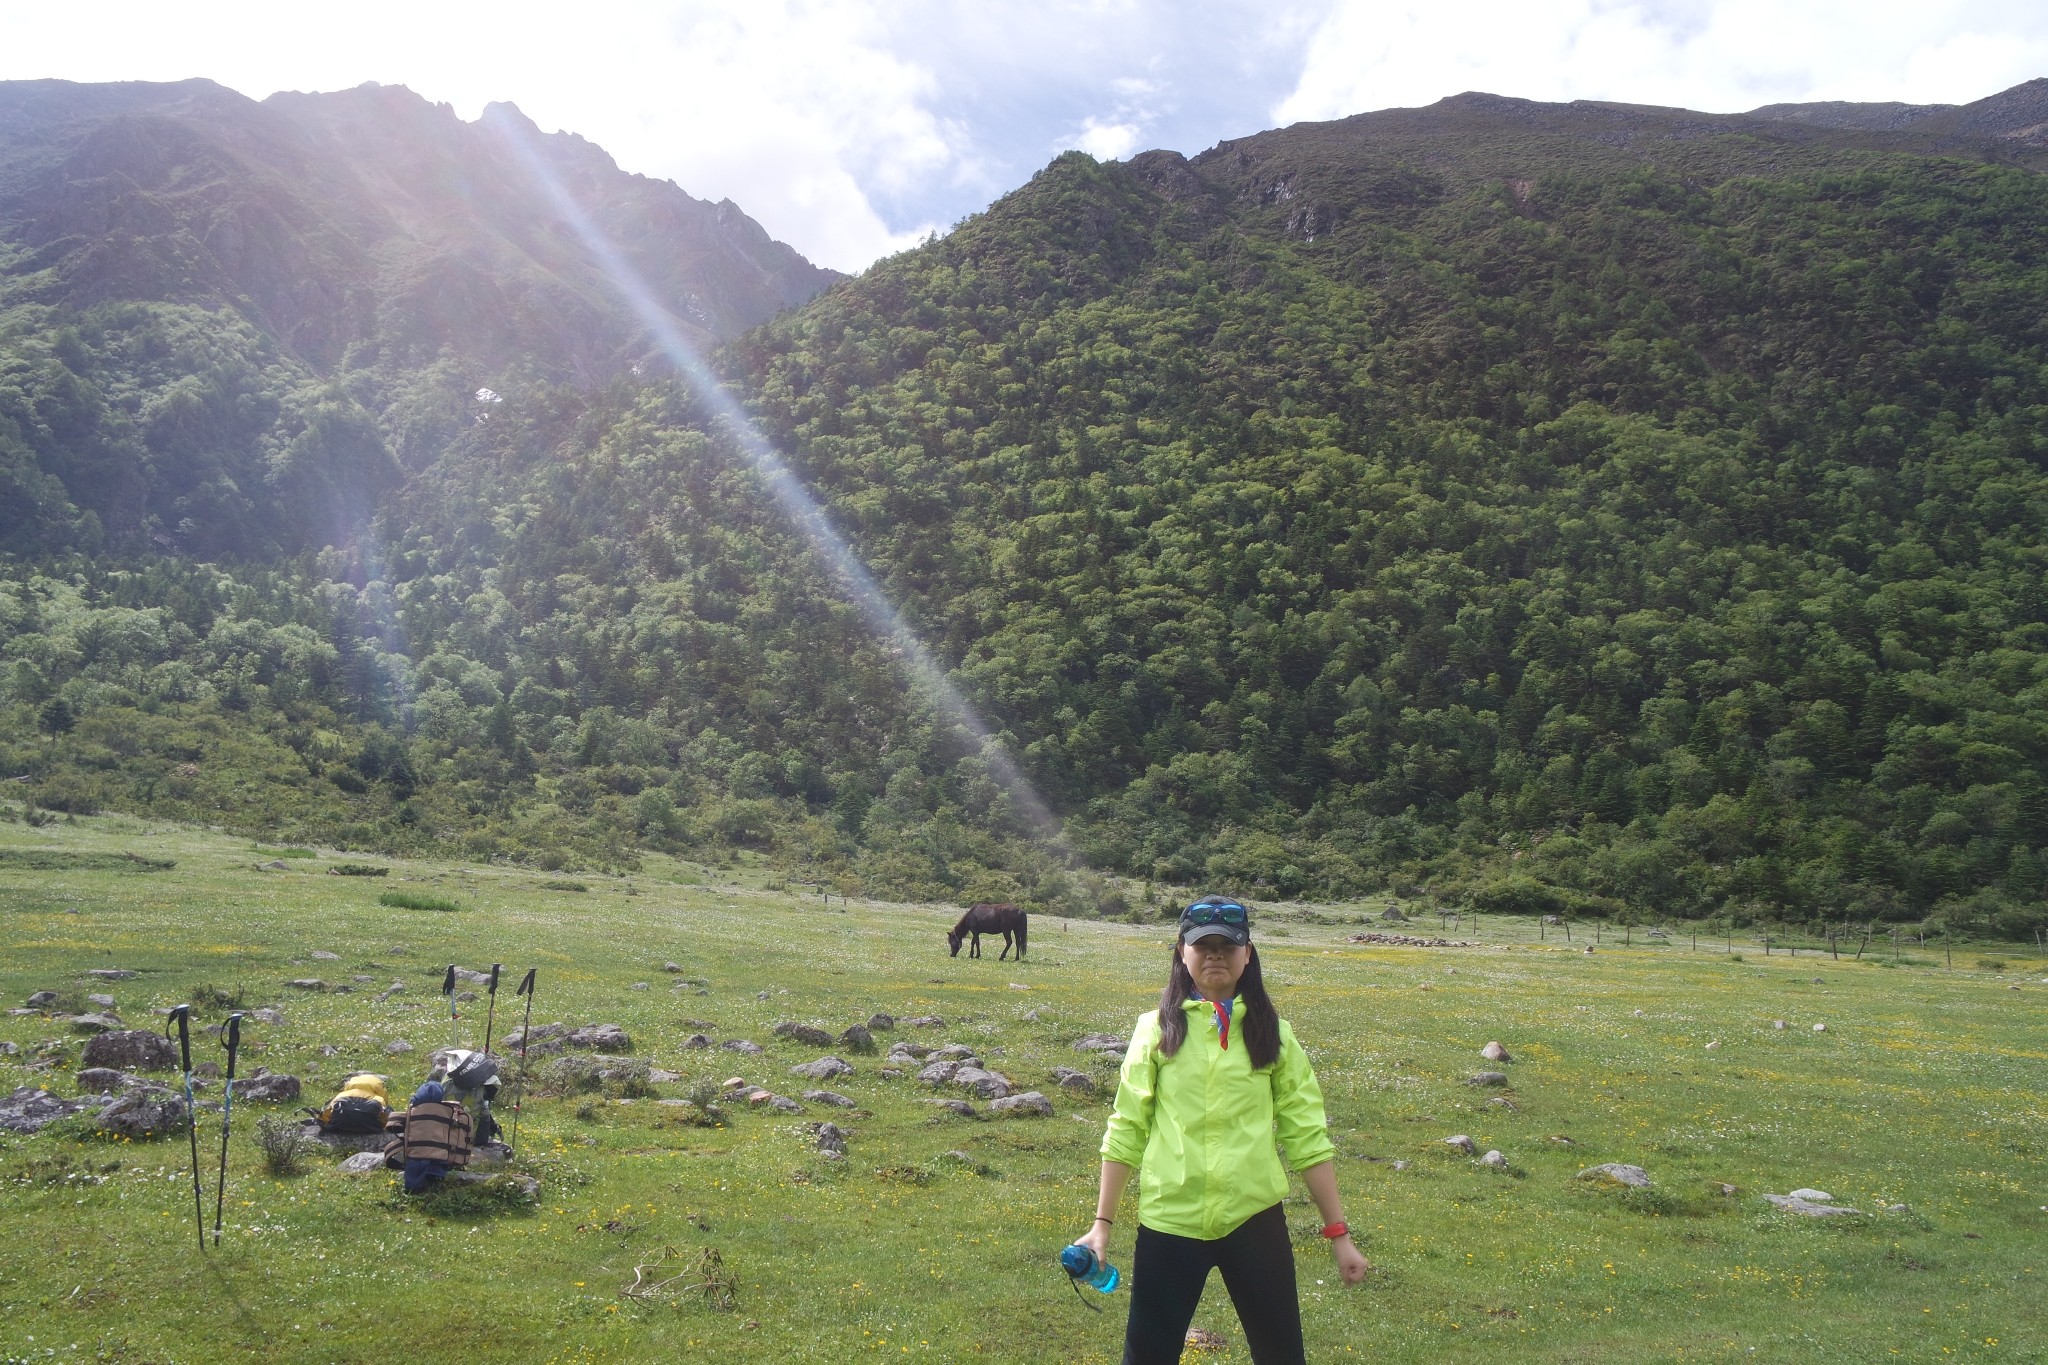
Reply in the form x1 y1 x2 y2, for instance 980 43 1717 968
1182 901 1249 926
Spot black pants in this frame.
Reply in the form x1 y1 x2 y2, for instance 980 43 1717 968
1121 1202 1305 1365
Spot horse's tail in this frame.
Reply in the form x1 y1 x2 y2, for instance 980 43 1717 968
1015 912 1027 957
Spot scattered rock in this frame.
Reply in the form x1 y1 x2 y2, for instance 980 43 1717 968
1714 1183 1740 1196
803 1090 857 1108
1480 1041 1511 1063
954 1067 1013 1100
1050 1066 1096 1094
0 1042 16 1056
311 951 341 961
81 1030 177 1072
1765 1193 1860 1216
86 993 116 1009
927 1098 980 1119
250 1008 286 1026
905 1016 945 1029
454 991 476 1003
1705 1040 1721 1050
773 1021 835 1048
375 983 405 1003
1009 982 1030 990
1480 1150 1508 1169
1788 1187 1833 1201
68 1012 124 1033
1486 1096 1518 1111
566 1023 632 1053
917 1060 961 1085
989 1091 1053 1117
0 1086 88 1133
1576 1163 1651 1188
662 962 684 973
1022 1008 1047 1022
1443 1135 1477 1155
1773 1020 1787 1030
719 1039 764 1056
25 990 59 1009
1882 1203 1911 1214
385 1040 414 1056
452 968 492 986
630 982 650 992
1811 1023 1828 1033
318 1045 340 1057
260 860 291 871
887 1042 933 1062
648 1069 681 1084
838 1024 876 1054
1548 1135 1575 1145
98 1089 190 1139
1071 1033 1128 1056
234 1074 301 1103
85 969 138 981
790 1057 854 1081
813 1122 848 1155
285 979 328 992
756 991 771 1001
337 1151 388 1174
503 1023 567 1050
745 1091 803 1114
1381 908 1407 922
866 1013 895 1031
1465 1071 1509 1087
722 1077 749 1090
681 1034 712 1049
931 1043 978 1062
1391 1159 1410 1171
76 1067 157 1094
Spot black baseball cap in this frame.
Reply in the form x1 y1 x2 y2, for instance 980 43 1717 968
1179 897 1251 947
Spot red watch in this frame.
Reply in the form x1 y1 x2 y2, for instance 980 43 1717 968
1320 1222 1349 1239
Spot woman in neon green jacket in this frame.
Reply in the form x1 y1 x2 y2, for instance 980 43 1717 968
1074 895 1368 1364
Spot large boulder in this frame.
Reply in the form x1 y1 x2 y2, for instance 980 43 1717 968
865 1013 895 1031
838 1024 876 1054
1576 1163 1652 1189
336 1151 389 1174
803 1090 857 1108
0 1086 88 1133
917 1060 961 1085
719 1039 764 1055
76 1068 158 1095
1480 1041 1512 1063
97 1089 190 1139
25 990 60 1009
989 1091 1054 1117
1049 1067 1097 1094
82 1029 178 1072
772 1021 835 1047
1764 1193 1861 1216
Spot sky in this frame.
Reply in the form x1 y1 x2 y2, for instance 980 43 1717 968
3 0 2046 273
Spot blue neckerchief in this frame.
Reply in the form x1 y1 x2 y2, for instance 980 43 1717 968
1193 993 1234 1050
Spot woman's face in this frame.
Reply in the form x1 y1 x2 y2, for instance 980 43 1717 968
1181 938 1249 999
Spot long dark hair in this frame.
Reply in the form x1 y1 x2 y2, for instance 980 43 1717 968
1157 942 1281 1071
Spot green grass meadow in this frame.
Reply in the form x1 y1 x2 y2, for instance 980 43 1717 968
2 815 2043 1363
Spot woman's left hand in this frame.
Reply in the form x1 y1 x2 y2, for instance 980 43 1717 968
1332 1235 1370 1285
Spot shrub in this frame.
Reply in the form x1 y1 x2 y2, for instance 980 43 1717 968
1975 957 2007 972
329 863 389 877
253 1116 311 1176
379 890 463 912
252 846 317 859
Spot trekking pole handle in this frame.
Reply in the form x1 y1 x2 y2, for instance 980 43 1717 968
488 963 501 995
166 1004 193 1072
516 967 536 997
222 1012 245 1079
443 965 457 997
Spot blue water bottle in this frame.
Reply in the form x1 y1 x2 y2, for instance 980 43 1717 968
1061 1242 1121 1294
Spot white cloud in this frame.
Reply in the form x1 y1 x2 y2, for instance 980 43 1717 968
1060 117 1145 160
1275 0 2048 125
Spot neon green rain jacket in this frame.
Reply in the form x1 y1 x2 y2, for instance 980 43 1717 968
1100 998 1337 1240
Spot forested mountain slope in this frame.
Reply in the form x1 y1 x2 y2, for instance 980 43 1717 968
0 78 837 557
5 82 2048 937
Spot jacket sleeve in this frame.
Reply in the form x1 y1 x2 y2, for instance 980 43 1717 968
1270 1019 1336 1172
1099 1012 1160 1168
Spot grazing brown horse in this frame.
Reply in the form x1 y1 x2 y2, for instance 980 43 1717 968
948 903 1028 960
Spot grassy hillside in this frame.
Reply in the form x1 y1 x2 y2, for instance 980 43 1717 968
0 815 2042 1361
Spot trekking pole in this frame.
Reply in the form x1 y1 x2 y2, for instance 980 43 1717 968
443 965 459 1051
509 968 537 1155
481 964 503 1057
212 1012 245 1246
165 1004 206 1252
